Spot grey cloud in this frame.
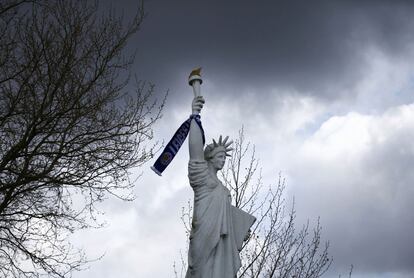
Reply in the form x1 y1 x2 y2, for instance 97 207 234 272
130 0 414 101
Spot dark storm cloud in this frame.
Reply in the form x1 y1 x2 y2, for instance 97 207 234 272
129 0 414 100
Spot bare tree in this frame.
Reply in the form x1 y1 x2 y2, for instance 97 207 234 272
175 128 331 278
0 1 164 277
223 128 331 278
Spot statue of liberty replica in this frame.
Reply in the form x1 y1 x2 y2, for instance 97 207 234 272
151 69 255 277
186 69 256 278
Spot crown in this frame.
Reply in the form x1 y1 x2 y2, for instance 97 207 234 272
204 135 234 160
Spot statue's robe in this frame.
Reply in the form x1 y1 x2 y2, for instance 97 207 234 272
186 160 256 278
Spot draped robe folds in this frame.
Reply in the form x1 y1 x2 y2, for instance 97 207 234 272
186 160 256 278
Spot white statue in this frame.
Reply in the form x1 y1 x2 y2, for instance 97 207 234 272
186 69 256 278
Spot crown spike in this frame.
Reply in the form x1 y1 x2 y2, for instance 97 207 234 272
213 139 218 147
222 136 229 145
225 140 233 148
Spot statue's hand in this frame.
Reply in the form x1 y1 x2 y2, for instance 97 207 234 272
192 95 205 114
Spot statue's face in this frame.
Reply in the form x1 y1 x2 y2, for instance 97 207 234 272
210 151 226 170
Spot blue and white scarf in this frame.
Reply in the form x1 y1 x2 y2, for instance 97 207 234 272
151 114 205 176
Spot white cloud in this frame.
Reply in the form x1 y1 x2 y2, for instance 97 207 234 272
288 103 414 276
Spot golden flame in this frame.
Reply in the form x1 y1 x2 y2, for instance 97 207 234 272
189 67 202 78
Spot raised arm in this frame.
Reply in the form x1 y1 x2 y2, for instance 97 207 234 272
189 96 205 161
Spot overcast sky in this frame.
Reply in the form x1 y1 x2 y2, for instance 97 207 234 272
72 1 414 277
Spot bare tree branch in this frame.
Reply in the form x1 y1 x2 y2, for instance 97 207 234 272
0 1 164 277
223 129 331 278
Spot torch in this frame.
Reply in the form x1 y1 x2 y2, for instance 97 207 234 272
188 67 202 107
